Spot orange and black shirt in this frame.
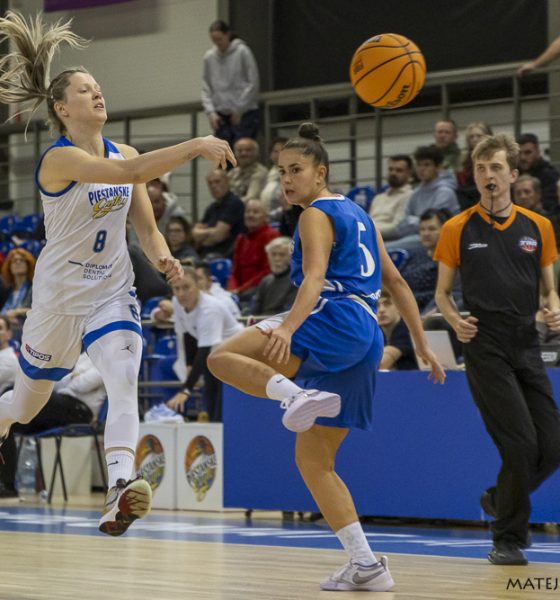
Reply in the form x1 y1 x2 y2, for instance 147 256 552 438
433 203 558 317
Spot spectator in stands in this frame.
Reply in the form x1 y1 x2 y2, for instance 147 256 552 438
228 199 279 304
192 169 245 258
514 175 560 251
159 268 243 422
513 175 544 212
388 146 460 251
146 173 186 234
433 119 461 173
0 350 104 498
228 138 268 202
262 137 287 216
368 154 413 240
0 248 34 336
201 20 260 147
456 121 493 209
194 260 241 318
249 237 297 317
400 208 462 314
516 133 560 214
377 289 418 370
165 216 198 262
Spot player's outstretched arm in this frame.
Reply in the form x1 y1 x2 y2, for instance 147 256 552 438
40 136 236 188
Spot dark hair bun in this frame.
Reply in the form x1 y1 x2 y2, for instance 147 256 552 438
298 122 321 142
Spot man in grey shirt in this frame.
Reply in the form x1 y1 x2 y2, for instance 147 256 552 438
387 145 460 251
201 20 260 147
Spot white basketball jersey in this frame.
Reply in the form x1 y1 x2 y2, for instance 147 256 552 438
33 136 135 315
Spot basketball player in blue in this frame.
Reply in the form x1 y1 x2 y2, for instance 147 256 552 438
0 12 234 535
209 123 445 592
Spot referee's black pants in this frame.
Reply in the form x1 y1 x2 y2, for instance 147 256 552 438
464 311 560 548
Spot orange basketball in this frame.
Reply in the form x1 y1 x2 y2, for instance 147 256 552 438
349 33 426 109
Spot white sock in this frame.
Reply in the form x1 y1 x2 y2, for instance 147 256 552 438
336 522 376 565
265 374 304 401
106 450 134 488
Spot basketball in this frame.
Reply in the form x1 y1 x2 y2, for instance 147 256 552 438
349 33 426 109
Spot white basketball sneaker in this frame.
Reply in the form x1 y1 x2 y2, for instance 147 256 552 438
98 476 152 536
280 389 341 432
320 556 395 592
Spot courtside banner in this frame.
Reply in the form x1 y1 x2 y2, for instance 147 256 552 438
44 0 133 11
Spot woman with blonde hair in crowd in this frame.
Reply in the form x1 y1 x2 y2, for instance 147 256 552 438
456 121 493 209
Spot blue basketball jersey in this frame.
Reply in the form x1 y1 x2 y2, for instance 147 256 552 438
291 196 382 309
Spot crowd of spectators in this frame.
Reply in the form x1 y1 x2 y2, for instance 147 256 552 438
2 18 560 449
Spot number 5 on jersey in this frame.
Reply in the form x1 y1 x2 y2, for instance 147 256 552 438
357 221 375 277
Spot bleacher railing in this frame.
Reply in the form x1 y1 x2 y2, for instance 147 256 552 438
0 60 555 216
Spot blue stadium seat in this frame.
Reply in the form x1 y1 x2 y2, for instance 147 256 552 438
0 215 19 237
347 185 376 213
142 335 178 405
388 248 409 270
153 335 177 356
19 239 42 258
13 213 42 237
0 240 14 256
208 258 232 288
140 295 165 319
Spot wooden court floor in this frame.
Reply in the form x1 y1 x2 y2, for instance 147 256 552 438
0 497 558 599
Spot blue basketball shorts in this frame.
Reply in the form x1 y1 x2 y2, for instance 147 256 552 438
257 296 384 430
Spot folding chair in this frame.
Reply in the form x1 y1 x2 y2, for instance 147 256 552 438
16 397 109 503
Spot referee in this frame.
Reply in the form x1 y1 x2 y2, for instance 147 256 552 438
434 133 560 566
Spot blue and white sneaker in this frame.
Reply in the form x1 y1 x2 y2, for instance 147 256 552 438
320 556 395 592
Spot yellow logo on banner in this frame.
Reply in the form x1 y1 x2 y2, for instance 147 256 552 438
135 434 165 490
185 435 217 502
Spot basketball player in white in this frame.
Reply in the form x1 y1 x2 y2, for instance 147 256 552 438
0 12 235 535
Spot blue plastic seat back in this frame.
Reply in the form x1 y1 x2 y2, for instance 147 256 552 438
347 186 376 213
388 248 410 270
208 258 232 288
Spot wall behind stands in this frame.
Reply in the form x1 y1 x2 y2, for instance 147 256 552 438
13 0 219 111
229 0 547 92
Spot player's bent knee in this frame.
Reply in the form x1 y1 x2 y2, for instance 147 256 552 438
206 348 224 377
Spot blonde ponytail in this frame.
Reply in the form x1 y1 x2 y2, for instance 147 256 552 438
0 10 88 134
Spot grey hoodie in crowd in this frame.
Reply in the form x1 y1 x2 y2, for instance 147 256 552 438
396 174 460 238
201 38 260 116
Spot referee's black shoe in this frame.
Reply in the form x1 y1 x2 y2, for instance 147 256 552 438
480 487 497 518
488 542 528 565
